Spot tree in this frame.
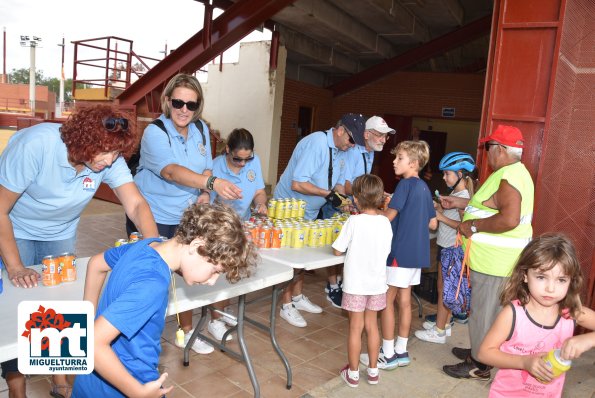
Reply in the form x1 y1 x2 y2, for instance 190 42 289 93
8 68 73 102
8 67 45 84
43 77 74 102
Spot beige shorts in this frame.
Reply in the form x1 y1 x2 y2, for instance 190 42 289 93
386 267 421 288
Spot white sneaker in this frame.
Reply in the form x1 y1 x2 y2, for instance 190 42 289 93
174 329 214 354
280 304 307 327
422 321 452 336
292 295 322 314
415 326 446 344
208 320 232 341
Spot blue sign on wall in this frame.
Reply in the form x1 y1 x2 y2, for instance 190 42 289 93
442 107 456 118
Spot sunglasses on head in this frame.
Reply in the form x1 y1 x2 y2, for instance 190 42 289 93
484 142 505 151
102 117 129 132
171 98 200 112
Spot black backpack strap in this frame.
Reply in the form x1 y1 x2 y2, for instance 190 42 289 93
324 131 333 190
194 119 206 145
150 119 172 147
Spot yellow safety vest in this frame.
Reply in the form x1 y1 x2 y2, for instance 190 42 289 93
462 162 534 277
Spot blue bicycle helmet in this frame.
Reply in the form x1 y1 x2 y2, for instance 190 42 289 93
439 152 475 172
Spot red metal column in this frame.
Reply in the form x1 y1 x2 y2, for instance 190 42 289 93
118 0 297 107
477 0 566 181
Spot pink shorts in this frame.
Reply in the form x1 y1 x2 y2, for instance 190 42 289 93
342 292 387 312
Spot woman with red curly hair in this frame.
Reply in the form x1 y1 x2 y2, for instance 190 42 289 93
0 105 157 398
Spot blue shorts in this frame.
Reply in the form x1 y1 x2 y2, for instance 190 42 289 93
1 359 18 379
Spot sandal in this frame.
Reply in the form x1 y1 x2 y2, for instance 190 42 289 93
49 383 72 398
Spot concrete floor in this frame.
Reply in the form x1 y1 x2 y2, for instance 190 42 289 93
1 199 594 397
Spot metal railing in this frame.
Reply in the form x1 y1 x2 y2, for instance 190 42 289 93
71 36 161 99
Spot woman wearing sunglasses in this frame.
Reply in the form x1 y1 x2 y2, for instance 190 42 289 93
0 105 158 398
211 128 267 219
132 73 242 355
204 128 266 341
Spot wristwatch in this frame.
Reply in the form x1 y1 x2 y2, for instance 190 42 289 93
470 220 478 234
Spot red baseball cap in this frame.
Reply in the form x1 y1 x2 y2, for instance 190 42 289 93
479 125 524 148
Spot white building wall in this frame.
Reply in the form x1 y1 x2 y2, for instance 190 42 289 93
202 41 286 187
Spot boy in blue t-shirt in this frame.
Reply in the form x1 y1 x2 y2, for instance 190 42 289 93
362 140 437 371
72 203 256 398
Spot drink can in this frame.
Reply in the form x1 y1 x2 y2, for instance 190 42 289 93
275 199 286 220
298 200 306 218
332 220 342 242
272 226 283 249
283 199 292 219
539 349 572 383
260 225 272 249
302 222 311 246
290 198 299 218
281 224 291 247
267 200 277 218
251 224 260 243
291 223 304 248
58 252 77 283
42 255 61 287
318 224 327 247
325 222 333 245
115 238 129 247
308 225 319 247
129 232 143 241
159 236 169 242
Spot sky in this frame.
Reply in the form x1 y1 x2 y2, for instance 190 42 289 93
1 0 271 81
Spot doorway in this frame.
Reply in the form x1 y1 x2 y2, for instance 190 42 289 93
297 106 313 140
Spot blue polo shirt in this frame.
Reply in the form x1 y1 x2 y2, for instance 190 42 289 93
210 153 265 220
0 123 132 240
274 129 347 220
344 144 374 183
72 239 170 398
387 177 436 269
134 115 212 225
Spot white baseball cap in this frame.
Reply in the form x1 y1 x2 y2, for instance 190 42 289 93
365 116 395 134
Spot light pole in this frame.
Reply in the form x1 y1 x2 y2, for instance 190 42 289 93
20 35 42 116
57 36 65 117
159 41 168 58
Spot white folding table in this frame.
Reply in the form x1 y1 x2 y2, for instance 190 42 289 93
259 246 423 317
1 257 294 398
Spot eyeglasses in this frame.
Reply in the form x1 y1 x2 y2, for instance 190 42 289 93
368 130 387 140
171 98 200 112
484 142 505 151
102 117 129 132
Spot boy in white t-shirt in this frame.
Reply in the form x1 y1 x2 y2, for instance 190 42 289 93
332 174 393 388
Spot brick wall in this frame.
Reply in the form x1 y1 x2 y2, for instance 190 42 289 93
279 71 485 180
278 79 333 180
332 71 485 121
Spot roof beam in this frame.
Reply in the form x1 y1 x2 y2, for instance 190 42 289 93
118 0 297 106
329 14 492 96
364 0 430 43
277 0 397 58
441 0 465 26
278 25 359 74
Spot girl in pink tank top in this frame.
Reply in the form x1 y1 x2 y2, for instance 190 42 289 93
476 234 595 397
